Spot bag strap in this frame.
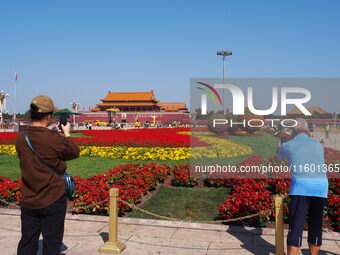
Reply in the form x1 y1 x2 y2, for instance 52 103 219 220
24 131 63 176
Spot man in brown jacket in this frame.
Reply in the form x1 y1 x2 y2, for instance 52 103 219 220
16 96 79 255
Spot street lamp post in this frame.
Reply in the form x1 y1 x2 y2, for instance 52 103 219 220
217 50 232 115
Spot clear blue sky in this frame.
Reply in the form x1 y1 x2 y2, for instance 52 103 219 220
1 0 339 113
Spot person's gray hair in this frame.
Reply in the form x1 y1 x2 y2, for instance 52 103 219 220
292 118 309 133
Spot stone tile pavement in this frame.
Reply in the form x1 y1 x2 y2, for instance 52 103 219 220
311 131 340 150
0 208 339 255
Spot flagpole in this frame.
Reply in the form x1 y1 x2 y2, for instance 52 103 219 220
13 70 17 123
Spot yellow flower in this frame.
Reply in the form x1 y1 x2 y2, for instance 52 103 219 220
79 146 190 161
0 133 252 161
190 134 252 159
0 145 17 156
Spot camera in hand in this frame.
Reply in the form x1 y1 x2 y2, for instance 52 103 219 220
59 112 68 130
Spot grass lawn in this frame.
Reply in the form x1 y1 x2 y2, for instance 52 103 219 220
0 155 21 179
191 132 279 167
70 132 90 137
128 185 230 222
229 132 279 159
0 155 189 179
1 132 277 179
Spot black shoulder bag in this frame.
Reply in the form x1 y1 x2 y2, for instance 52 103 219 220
24 131 76 200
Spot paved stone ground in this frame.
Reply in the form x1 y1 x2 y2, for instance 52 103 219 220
0 209 339 255
311 131 340 150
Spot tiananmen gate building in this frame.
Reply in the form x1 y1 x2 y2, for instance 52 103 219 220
76 90 191 124
91 91 160 112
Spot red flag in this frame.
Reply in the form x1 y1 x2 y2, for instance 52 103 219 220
14 70 19 81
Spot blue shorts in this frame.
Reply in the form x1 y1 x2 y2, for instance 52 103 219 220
287 195 326 247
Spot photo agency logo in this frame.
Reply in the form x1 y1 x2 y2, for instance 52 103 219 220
195 82 312 128
195 82 223 111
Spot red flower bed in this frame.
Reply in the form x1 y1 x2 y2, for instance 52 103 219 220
0 128 208 147
330 178 340 195
217 176 339 230
0 177 21 205
268 178 290 220
218 179 273 226
324 148 340 164
325 194 340 232
204 155 265 187
74 128 206 147
269 178 290 196
0 132 17 144
171 165 198 187
190 126 209 132
0 163 169 215
0 159 339 230
72 163 170 214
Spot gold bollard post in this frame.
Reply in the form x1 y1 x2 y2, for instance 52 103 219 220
99 188 126 254
275 195 285 255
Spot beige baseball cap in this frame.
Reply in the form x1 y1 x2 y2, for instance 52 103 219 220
31 95 55 113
